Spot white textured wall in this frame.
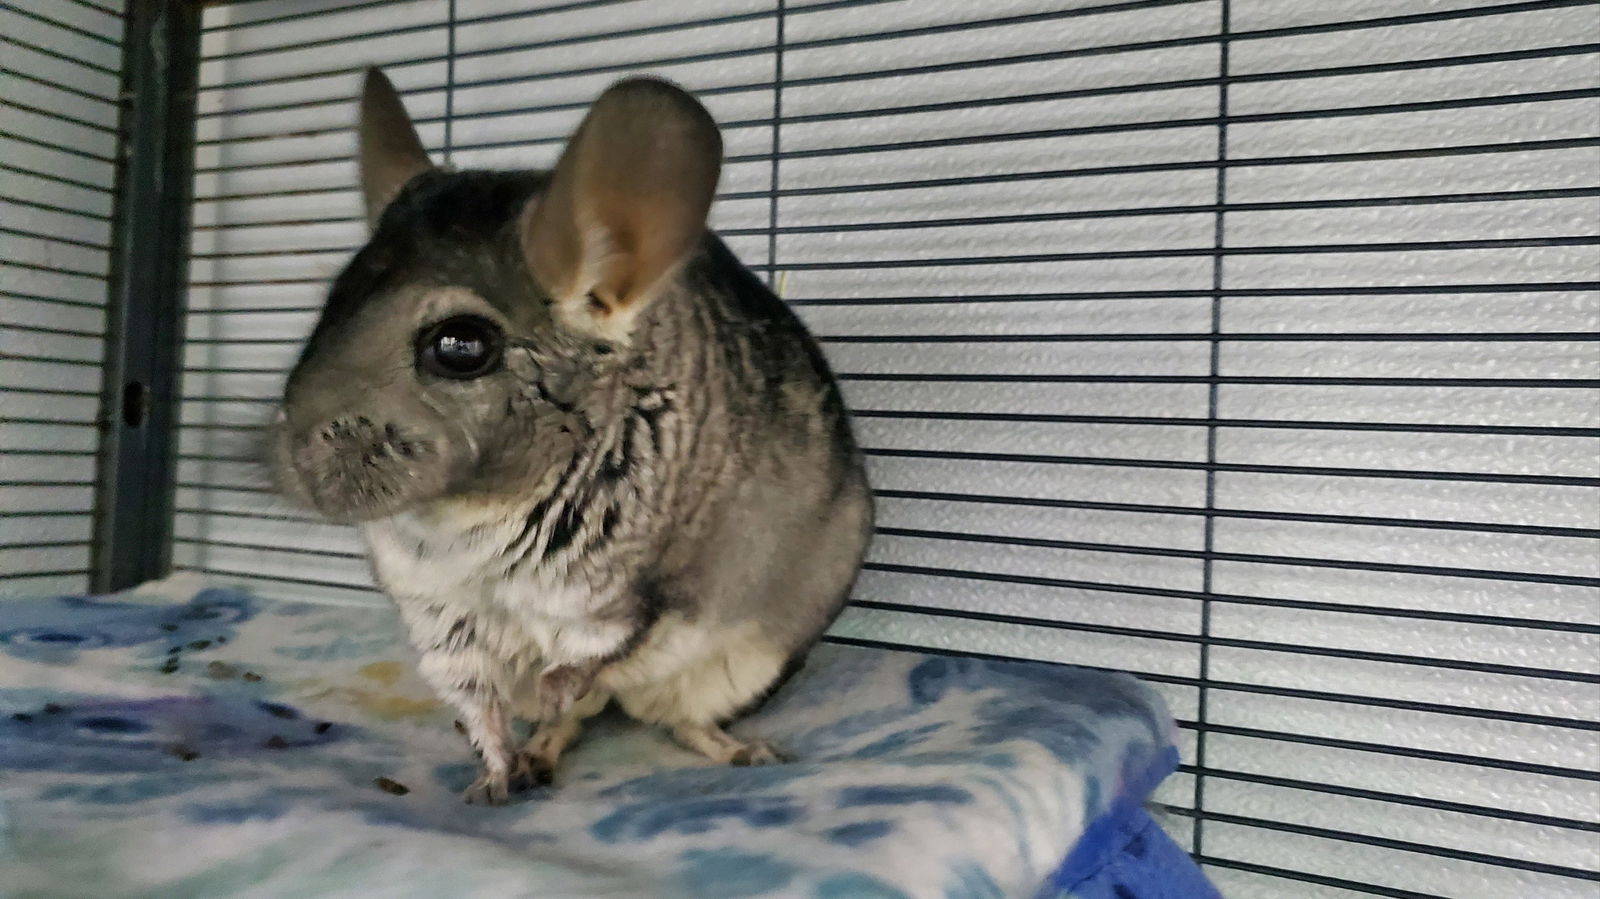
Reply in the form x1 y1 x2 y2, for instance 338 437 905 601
178 1 1599 896
0 0 127 595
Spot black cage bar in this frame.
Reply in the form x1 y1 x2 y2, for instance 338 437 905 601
92 0 201 592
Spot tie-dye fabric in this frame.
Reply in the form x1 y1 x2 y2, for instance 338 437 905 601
0 575 1216 898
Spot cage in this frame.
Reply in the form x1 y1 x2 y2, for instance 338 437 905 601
2 0 1598 895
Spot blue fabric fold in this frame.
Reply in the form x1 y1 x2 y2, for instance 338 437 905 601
0 575 1216 898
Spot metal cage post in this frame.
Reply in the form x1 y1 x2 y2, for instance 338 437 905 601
91 0 202 592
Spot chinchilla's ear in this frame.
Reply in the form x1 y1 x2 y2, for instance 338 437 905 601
520 76 722 343
358 66 433 227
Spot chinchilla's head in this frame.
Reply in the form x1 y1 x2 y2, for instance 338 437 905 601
271 67 721 523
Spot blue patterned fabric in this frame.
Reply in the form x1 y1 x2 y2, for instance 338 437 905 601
1045 807 1220 899
0 575 1214 897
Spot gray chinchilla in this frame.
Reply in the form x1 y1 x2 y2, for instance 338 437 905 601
270 67 873 804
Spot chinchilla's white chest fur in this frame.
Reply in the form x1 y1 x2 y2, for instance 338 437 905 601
362 505 634 669
360 500 775 735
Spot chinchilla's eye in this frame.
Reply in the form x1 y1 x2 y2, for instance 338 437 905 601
416 315 504 380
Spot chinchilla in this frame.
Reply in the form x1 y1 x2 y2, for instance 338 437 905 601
270 68 873 804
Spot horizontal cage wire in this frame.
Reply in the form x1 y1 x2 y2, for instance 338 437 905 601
1 0 1598 895
0 0 127 593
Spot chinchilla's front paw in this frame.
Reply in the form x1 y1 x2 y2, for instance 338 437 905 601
463 756 552 804
508 751 556 792
463 768 511 805
729 739 787 767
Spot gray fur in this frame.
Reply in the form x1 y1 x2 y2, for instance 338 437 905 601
271 69 872 803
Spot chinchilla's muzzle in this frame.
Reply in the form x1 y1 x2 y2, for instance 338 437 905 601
272 406 447 523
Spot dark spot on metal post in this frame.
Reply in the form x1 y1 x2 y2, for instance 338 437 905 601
120 381 147 426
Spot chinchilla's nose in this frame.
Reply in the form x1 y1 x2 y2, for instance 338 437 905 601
271 403 438 522
288 409 415 465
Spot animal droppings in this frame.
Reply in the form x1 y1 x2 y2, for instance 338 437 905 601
314 722 332 734
264 735 289 749
373 777 410 796
242 672 262 682
167 744 199 762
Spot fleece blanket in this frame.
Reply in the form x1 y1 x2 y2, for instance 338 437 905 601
0 575 1215 898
